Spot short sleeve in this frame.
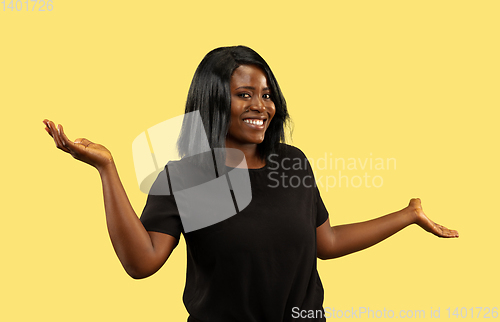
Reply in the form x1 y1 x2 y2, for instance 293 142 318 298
139 171 184 239
315 186 329 227
286 144 329 228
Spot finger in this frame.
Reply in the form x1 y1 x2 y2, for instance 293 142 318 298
441 228 459 238
434 223 459 238
50 121 69 153
57 124 73 153
444 228 459 238
43 119 53 137
44 120 54 138
435 223 456 234
47 121 60 145
52 122 66 151
57 124 75 150
44 126 53 137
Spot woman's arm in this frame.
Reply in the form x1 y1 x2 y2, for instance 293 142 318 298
43 119 177 278
316 198 459 260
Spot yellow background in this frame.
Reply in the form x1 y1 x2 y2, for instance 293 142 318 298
1 0 498 321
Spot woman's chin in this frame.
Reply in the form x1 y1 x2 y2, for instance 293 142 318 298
225 134 266 148
240 134 265 145
252 137 265 145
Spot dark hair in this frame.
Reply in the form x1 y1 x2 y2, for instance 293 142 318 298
177 46 290 167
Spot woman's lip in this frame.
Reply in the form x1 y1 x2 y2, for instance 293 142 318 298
243 117 267 121
243 119 266 129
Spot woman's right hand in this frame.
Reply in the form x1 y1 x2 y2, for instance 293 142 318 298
43 119 178 279
43 119 114 172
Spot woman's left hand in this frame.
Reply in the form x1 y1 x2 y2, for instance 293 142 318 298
409 198 459 238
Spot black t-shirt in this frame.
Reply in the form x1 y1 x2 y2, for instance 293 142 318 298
140 144 329 321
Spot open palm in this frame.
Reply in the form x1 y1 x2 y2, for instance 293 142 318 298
43 119 113 172
410 198 459 238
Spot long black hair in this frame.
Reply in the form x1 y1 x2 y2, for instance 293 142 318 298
177 46 290 168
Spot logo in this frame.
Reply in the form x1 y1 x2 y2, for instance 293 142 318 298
132 111 252 233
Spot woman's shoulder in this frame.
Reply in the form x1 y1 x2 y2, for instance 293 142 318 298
276 143 308 160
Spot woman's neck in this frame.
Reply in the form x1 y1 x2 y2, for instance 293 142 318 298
224 142 265 169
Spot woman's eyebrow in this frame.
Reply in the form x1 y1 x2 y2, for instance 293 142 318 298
235 86 270 91
236 86 255 90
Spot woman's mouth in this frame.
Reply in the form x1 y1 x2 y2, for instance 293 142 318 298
243 118 266 129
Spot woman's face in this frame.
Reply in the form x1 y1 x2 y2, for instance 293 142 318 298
226 64 276 149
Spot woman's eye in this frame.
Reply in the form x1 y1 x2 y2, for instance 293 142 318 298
238 93 251 98
263 94 271 99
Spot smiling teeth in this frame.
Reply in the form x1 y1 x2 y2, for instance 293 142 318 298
244 119 264 126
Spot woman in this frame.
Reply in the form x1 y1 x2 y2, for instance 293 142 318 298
43 46 458 321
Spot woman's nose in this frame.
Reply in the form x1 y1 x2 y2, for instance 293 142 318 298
250 96 266 112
